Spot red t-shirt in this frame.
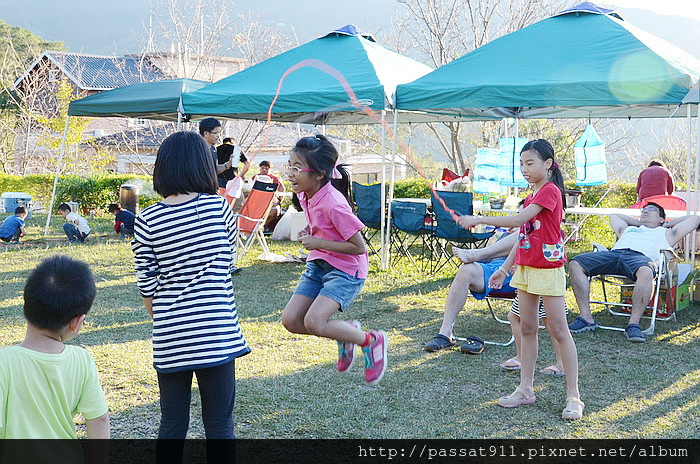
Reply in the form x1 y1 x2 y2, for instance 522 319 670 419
515 182 566 268
636 165 673 200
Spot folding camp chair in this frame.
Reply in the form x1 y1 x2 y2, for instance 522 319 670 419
587 244 679 335
429 191 494 273
233 180 279 264
390 201 435 271
352 181 384 254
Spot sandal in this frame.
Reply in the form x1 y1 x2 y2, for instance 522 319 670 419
539 365 565 376
424 334 456 352
460 336 485 355
499 358 521 371
497 386 536 408
562 397 585 420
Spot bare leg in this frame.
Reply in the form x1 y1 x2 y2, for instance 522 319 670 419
436 264 485 338
629 266 654 326
281 294 314 335
542 296 580 400
542 317 565 373
302 296 367 345
569 260 595 323
453 232 517 264
502 311 522 366
515 291 540 395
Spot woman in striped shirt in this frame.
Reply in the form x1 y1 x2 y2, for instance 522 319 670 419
133 131 249 460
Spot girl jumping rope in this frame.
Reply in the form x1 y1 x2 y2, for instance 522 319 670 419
280 134 388 386
458 139 583 420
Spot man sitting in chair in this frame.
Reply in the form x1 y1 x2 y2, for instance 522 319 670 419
568 202 700 343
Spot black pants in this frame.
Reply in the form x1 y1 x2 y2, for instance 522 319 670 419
0 229 20 242
156 359 236 464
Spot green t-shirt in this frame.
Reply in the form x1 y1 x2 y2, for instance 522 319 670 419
0 344 108 439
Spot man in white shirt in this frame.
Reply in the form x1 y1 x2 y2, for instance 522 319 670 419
568 202 700 342
58 203 92 243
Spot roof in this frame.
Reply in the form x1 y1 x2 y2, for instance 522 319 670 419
14 51 167 91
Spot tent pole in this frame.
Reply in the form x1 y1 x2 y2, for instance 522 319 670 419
694 103 700 270
177 111 182 131
380 110 387 270
685 104 692 262
385 109 399 270
692 103 700 270
44 117 71 236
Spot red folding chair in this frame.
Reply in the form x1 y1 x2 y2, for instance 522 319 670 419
234 180 279 264
630 194 687 211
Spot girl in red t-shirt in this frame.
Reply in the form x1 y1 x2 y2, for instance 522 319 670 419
458 139 583 420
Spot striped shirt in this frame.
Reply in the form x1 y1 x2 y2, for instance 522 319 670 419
133 194 250 373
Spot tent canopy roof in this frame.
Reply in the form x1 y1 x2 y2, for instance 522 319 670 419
68 78 209 121
396 2 700 119
181 25 433 124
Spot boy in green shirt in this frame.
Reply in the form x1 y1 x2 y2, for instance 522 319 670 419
0 255 109 444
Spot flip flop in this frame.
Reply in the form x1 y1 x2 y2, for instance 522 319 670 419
497 386 536 408
499 358 521 371
539 365 565 376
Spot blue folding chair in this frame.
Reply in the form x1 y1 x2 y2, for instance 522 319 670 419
430 191 494 273
390 200 435 270
352 181 384 255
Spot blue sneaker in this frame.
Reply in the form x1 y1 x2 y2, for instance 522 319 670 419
568 316 597 334
625 324 646 343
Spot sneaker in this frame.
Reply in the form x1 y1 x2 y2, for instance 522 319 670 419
336 321 362 373
568 316 597 334
625 323 646 342
362 330 388 386
424 334 455 352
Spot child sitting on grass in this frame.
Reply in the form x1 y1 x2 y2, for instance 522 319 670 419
0 206 27 244
0 255 109 446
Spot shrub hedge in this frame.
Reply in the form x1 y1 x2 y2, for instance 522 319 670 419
0 173 159 214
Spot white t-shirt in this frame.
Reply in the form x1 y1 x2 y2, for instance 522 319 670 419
66 212 91 234
612 225 670 261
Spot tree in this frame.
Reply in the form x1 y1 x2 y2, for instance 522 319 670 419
0 21 64 173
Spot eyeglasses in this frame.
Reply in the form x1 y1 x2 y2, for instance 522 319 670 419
282 164 313 176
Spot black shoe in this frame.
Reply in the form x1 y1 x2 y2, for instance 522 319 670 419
231 266 242 275
460 336 485 355
424 334 455 352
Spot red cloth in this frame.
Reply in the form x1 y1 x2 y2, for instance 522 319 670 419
515 182 566 268
114 221 122 233
636 166 674 201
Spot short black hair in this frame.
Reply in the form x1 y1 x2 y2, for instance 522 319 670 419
153 131 218 197
57 203 71 212
645 201 666 219
15 206 27 215
23 255 96 331
198 117 221 136
222 137 233 144
107 203 122 213
259 160 271 168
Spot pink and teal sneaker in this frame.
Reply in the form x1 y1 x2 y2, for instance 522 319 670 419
336 320 362 373
362 330 388 385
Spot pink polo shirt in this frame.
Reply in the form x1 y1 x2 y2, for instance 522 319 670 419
298 182 369 279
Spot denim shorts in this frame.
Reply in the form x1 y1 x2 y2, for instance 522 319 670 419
470 258 516 300
294 259 365 312
571 249 657 281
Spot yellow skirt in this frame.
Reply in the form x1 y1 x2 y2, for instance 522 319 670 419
510 265 566 297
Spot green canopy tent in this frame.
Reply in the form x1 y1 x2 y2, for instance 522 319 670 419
45 78 210 235
182 25 437 268
181 25 434 124
68 78 209 121
395 2 700 119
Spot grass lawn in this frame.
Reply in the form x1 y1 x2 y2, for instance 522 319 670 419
1 213 698 439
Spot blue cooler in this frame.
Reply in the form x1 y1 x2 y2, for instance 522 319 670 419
2 192 32 219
